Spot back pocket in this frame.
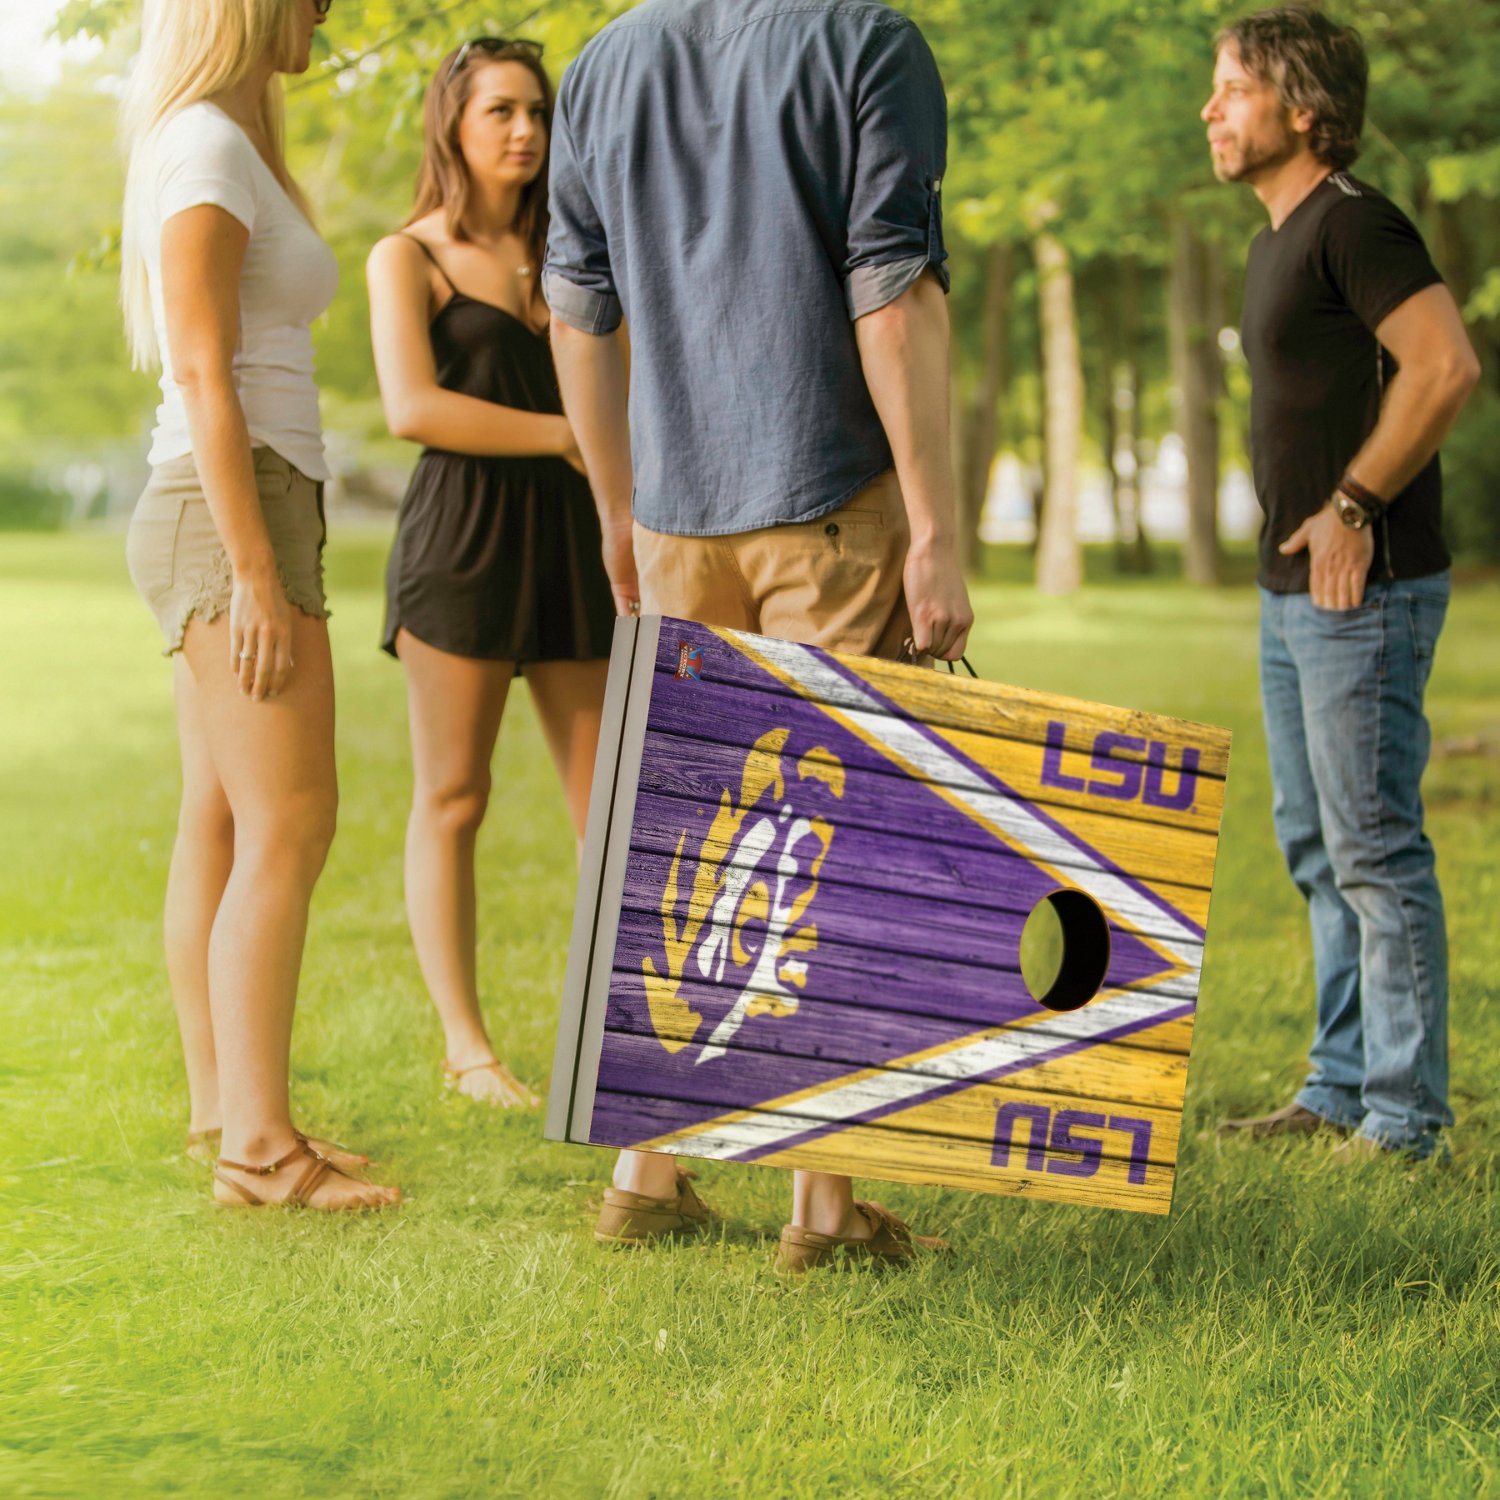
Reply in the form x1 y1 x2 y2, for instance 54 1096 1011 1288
125 492 186 607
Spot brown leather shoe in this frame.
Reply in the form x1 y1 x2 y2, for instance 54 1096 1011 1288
1218 1101 1349 1138
774 1200 950 1274
593 1168 712 1246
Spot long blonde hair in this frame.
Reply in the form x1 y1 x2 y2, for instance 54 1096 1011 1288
119 0 309 368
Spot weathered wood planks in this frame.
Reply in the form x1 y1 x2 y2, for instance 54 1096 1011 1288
547 616 1232 1215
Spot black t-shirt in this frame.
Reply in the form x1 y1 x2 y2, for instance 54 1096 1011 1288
1241 171 1450 592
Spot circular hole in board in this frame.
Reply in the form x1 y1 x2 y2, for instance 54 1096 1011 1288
1019 889 1112 1011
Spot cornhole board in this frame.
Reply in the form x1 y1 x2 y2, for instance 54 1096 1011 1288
546 616 1231 1215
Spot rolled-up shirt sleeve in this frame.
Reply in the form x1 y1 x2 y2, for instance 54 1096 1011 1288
843 20 949 319
543 67 623 335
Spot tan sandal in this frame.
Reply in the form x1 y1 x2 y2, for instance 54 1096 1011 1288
187 1127 368 1171
594 1167 712 1245
774 1200 950 1274
442 1057 541 1108
212 1140 397 1211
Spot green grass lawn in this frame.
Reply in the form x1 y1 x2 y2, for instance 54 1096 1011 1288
3 529 1497 1499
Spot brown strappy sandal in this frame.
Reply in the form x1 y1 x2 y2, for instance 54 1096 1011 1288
187 1127 368 1171
774 1200 950 1274
212 1140 397 1211
442 1058 541 1108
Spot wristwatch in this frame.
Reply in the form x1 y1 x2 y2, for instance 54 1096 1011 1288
1333 474 1387 530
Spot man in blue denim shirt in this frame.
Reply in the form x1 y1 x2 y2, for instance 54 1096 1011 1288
1204 10 1478 1160
547 0 972 1265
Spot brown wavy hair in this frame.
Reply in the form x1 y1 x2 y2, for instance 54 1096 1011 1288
405 42 554 289
1218 8 1368 171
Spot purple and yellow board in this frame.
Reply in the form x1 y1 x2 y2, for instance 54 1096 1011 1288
546 616 1231 1215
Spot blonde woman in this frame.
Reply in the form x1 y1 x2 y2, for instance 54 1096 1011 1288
121 0 397 1208
367 41 612 1107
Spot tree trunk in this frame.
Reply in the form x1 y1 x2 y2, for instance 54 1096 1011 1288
958 242 1013 576
1033 231 1084 595
1102 355 1121 564
1029 250 1048 552
1427 196 1500 388
1093 266 1123 567
1118 254 1152 573
1169 217 1222 585
951 356 972 566
1427 194 1474 309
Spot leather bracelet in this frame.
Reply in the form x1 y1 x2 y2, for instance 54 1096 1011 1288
1337 473 1388 515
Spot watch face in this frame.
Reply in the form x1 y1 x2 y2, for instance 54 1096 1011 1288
1337 495 1369 529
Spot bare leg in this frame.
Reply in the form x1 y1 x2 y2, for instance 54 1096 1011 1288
525 658 609 857
162 656 368 1169
396 630 535 1107
181 611 396 1208
792 1172 870 1237
165 655 233 1135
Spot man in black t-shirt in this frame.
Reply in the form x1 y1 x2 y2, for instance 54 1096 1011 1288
1203 8 1479 1159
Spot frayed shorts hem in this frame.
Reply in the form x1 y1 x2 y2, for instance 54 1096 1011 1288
127 447 330 656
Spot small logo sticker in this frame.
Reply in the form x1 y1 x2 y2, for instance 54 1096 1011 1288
674 641 704 681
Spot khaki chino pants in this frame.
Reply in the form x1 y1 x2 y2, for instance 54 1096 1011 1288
632 469 913 658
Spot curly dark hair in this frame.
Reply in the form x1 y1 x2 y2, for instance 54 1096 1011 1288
1218 7 1368 170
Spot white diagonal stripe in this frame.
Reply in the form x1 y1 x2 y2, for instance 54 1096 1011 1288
732 633 1205 966
645 982 1193 1161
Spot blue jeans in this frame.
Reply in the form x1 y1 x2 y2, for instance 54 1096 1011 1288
1259 572 1452 1157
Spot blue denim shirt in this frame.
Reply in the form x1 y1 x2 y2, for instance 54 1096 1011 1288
543 0 949 537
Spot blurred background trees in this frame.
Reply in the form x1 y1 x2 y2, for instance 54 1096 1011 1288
4 0 1497 586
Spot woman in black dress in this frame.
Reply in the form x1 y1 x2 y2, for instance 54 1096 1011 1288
367 39 613 1107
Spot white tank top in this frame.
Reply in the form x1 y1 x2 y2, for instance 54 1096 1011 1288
135 101 339 481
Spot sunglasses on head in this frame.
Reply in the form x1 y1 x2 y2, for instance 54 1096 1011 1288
447 36 545 84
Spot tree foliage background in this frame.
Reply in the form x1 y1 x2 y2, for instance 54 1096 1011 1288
4 0 1498 568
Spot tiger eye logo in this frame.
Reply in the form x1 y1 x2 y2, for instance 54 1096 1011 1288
643 728 845 1064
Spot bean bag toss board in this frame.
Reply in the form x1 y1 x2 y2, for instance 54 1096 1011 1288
546 616 1231 1214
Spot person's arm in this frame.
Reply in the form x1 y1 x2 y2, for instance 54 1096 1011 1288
160 204 290 700
1279 283 1480 609
841 20 970 660
366 235 578 464
543 55 637 613
1347 284 1480 497
854 270 972 660
551 322 637 614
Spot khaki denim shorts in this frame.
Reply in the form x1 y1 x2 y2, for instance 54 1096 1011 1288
126 447 330 655
632 468 912 658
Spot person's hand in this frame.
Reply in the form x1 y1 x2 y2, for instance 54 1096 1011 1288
560 422 589 478
229 565 294 700
600 514 641 618
1279 501 1375 610
903 537 974 661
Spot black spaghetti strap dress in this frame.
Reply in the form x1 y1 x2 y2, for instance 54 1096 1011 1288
381 236 614 668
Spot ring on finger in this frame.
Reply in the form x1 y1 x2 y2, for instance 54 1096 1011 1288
239 648 256 661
